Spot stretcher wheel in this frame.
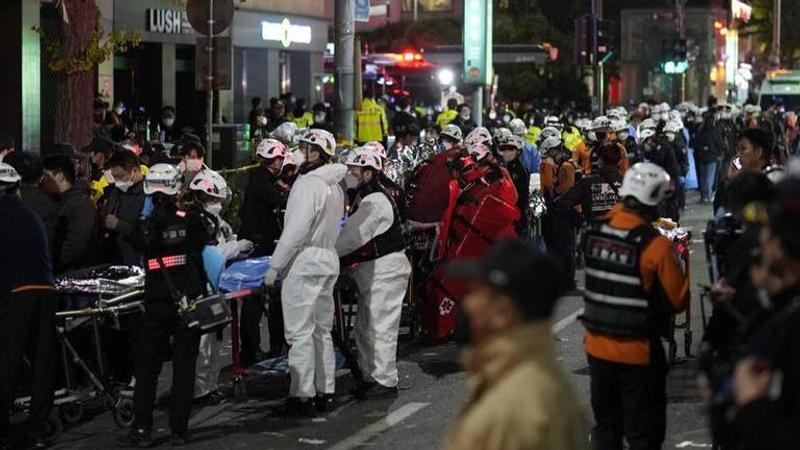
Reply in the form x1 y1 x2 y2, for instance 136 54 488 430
233 380 247 403
45 409 63 440
684 330 693 358
60 402 83 425
113 397 134 429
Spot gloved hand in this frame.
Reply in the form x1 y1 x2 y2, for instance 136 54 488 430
237 239 254 255
263 267 279 288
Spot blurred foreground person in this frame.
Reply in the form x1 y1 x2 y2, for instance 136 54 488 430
581 163 689 450
444 240 589 450
0 163 56 450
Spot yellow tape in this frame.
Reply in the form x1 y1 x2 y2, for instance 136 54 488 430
217 163 260 175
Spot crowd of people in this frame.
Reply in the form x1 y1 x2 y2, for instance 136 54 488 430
1 85 799 450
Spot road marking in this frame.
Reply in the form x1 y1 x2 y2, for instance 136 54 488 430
326 402 430 450
552 308 584 334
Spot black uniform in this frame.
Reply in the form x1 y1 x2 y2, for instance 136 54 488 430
641 137 681 221
132 200 210 437
505 157 530 235
578 166 622 224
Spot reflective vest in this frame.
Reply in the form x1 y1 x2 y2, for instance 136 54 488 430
580 221 662 338
525 126 541 147
355 98 388 143
340 183 406 266
562 126 583 151
294 111 314 129
436 109 458 130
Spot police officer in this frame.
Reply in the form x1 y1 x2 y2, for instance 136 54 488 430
581 163 689 450
337 148 411 399
120 164 211 447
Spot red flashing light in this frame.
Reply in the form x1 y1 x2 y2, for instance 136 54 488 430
403 51 415 62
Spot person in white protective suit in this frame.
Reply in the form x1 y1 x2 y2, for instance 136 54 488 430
263 128 346 416
185 170 254 404
337 147 411 399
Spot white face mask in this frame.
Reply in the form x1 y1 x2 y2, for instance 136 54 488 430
163 118 175 127
184 158 203 172
258 116 267 126
115 107 124 115
205 202 223 215
618 131 629 141
344 172 361 190
666 132 676 142
488 111 497 120
442 140 454 151
460 111 471 121
314 113 325 124
501 150 518 163
115 180 133 192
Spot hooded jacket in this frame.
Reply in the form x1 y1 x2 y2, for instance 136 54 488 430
270 163 347 274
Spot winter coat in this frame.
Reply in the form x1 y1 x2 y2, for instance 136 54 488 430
52 186 97 274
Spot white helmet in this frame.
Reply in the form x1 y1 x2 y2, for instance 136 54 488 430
664 118 684 134
300 129 336 156
144 163 182 196
345 148 383 171
669 110 683 121
610 119 628 133
652 102 671 115
639 118 658 131
256 138 288 160
544 115 562 130
467 143 492 162
612 106 628 119
591 116 612 131
188 169 229 200
509 118 527 136
536 126 561 146
464 127 493 148
363 141 387 159
575 118 593 134
618 162 673 206
441 124 463 142
0 162 21 193
271 121 299 145
539 135 563 155
493 127 513 140
497 134 524 151
639 128 657 142
764 165 786 184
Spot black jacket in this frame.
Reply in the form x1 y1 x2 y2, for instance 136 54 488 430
0 196 53 295
19 184 59 246
449 116 477 137
52 186 97 274
578 166 622 224
506 158 530 234
693 115 726 164
239 168 287 256
98 181 146 266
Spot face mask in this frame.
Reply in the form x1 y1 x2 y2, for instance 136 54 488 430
291 149 306 167
644 142 654 152
460 112 471 121
618 131 629 141
314 113 325 124
344 172 360 190
501 150 517 163
115 107 124 115
163 118 175 127
205 202 223 215
115 180 133 192
258 116 267 126
442 140 454 151
488 111 497 120
184 159 203 172
666 132 676 142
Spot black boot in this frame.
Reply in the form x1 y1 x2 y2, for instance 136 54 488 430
354 383 398 400
116 428 154 448
314 394 336 413
273 397 316 418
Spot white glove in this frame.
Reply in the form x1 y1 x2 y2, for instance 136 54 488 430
237 239 254 255
264 267 279 288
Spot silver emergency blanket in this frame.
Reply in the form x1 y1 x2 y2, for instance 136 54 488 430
56 265 145 295
385 140 438 187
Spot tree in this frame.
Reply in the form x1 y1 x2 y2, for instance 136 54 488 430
746 0 800 67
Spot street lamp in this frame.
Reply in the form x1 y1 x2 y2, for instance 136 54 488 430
437 68 454 86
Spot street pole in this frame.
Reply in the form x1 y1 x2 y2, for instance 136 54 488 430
472 86 483 127
334 0 355 142
598 61 604 114
206 0 214 166
413 0 418 21
773 0 781 66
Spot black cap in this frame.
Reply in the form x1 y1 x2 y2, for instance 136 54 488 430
0 132 15 151
447 239 561 320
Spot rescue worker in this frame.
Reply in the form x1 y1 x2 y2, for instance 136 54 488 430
509 118 540 174
185 171 253 404
337 148 411 399
263 129 346 416
497 134 530 236
525 114 543 148
612 118 638 165
363 141 407 216
444 240 589 450
578 142 623 224
540 134 580 292
355 87 389 147
0 163 56 450
120 164 211 447
436 98 459 130
293 99 314 129
639 127 681 221
239 139 290 363
438 124 463 153
662 117 690 211
581 162 689 450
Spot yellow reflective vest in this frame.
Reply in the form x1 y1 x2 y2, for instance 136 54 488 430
562 126 583 151
294 111 314 129
525 126 542 147
436 109 458 130
354 98 389 143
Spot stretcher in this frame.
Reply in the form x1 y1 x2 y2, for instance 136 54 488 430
655 220 693 364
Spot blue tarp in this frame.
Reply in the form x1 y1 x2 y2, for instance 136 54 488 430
218 256 272 293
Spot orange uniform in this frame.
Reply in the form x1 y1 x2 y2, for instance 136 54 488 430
583 204 689 365
573 141 630 175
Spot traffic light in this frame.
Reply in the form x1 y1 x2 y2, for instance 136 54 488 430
596 19 613 59
661 38 689 74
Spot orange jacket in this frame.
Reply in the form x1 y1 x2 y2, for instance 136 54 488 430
573 141 630 175
583 204 689 365
540 159 576 196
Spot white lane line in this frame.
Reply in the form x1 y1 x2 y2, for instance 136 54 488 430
326 402 430 450
552 308 584 334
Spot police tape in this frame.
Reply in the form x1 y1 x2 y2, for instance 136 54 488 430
216 164 260 175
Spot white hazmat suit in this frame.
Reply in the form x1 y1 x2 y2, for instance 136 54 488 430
337 190 411 388
270 163 347 399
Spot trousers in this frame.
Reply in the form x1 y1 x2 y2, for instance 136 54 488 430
240 294 265 363
194 332 221 398
542 210 576 291
0 290 56 439
588 355 667 450
132 302 200 434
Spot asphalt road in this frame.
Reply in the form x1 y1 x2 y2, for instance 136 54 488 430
46 194 715 450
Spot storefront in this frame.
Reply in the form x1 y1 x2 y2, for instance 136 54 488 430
112 0 201 131
230 10 327 123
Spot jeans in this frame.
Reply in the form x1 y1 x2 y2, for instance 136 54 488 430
589 355 667 450
697 161 718 202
